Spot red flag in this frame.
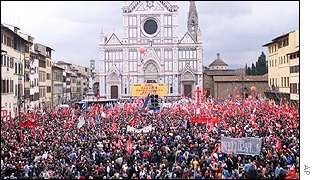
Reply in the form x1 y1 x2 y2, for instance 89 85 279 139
40 127 44 142
117 135 123 150
213 116 219 124
276 122 282 128
129 116 138 126
126 136 133 154
204 133 209 143
276 138 281 151
1 110 8 122
250 114 256 123
19 130 24 143
89 117 94 126
112 121 117 132
210 144 220 161
96 93 100 102
190 117 211 123
32 127 36 140
285 165 297 179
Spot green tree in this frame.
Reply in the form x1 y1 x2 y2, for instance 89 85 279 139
251 63 257 75
259 52 267 74
245 64 249 75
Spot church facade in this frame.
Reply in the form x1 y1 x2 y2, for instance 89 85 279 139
98 1 203 99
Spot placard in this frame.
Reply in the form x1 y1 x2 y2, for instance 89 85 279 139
221 136 262 156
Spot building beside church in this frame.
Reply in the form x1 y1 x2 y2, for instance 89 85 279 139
263 30 299 105
98 1 203 99
203 53 268 99
1 24 28 117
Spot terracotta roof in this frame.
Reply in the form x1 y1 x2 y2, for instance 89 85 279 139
263 30 296 47
209 53 228 67
213 75 268 82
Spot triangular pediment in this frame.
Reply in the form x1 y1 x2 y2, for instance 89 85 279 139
125 1 178 13
143 48 159 63
179 32 196 44
105 33 122 45
135 1 166 12
108 64 121 75
182 70 195 81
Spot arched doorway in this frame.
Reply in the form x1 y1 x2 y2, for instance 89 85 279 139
108 72 120 99
110 85 118 99
181 71 195 98
144 61 159 82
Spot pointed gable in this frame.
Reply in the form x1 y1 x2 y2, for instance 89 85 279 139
143 48 160 62
179 32 196 44
135 1 165 12
125 1 178 13
105 33 122 45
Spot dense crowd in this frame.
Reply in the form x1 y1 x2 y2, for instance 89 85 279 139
1 96 299 179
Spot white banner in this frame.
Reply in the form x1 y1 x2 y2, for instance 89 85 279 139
221 136 262 156
127 125 154 133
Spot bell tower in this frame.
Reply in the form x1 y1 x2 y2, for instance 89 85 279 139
187 1 199 42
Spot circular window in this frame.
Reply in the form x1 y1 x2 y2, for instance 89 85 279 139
143 19 158 35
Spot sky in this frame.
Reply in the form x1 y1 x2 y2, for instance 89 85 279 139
1 1 299 69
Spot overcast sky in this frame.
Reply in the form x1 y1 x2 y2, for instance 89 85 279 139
1 1 299 69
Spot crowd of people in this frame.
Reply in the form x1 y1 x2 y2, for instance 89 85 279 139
1 96 299 179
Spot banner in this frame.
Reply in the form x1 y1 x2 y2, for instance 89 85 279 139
131 83 167 96
190 117 211 123
127 125 154 133
221 136 262 156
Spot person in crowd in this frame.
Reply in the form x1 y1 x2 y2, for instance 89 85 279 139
1 96 299 179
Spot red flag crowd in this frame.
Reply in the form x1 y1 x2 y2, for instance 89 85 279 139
0 96 299 179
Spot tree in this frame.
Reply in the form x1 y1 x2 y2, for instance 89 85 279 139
251 63 257 75
245 64 250 75
246 52 267 75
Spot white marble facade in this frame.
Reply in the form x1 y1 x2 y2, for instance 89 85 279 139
99 1 203 98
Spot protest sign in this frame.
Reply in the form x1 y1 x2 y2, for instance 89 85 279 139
127 125 154 133
221 136 262 156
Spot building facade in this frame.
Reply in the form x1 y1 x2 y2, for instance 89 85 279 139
32 43 53 108
1 24 27 117
22 35 33 110
203 53 268 99
52 63 64 106
29 52 40 108
56 61 93 103
263 30 299 104
99 1 203 99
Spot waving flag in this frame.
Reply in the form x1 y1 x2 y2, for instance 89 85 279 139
126 136 133 154
112 121 117 132
210 144 220 161
18 130 25 143
276 138 281 151
129 116 138 127
95 116 101 125
40 127 44 142
141 94 150 112
89 117 95 127
77 116 85 128
1 110 7 122
32 127 37 140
